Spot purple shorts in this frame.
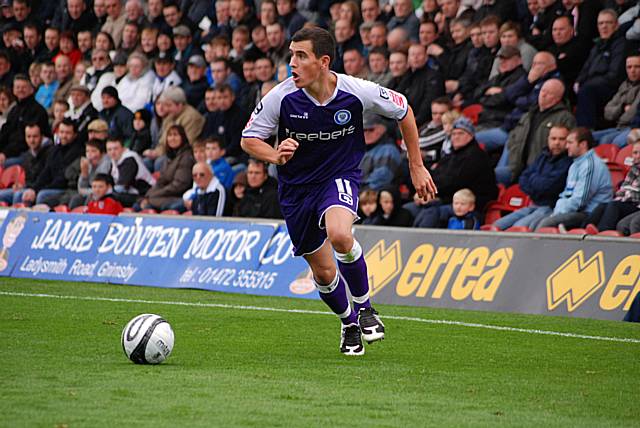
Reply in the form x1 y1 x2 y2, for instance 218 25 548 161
279 175 360 256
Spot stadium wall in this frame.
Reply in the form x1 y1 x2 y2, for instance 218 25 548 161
0 210 637 322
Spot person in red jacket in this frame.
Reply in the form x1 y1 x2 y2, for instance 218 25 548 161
86 173 124 215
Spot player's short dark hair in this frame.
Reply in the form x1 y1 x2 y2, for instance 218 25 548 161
291 27 335 65
92 173 115 187
86 139 106 153
569 127 596 149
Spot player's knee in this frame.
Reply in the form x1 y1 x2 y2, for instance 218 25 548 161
327 229 353 254
312 265 337 284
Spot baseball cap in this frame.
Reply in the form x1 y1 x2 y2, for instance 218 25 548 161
187 55 206 68
173 25 191 38
88 119 109 132
497 45 521 59
452 117 475 136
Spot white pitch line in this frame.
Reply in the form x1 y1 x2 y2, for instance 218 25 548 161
2 290 639 344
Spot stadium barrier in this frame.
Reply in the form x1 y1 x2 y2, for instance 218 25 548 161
0 210 637 322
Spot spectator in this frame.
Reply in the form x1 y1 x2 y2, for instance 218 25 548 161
585 141 640 232
395 43 445 128
369 186 413 227
245 25 271 60
117 52 155 112
536 128 613 231
334 18 363 73
359 113 401 191
408 117 498 228
0 75 50 168
361 0 387 24
276 0 307 39
369 21 387 49
183 161 226 216
35 62 58 109
82 48 115 110
0 87 15 131
548 15 589 92
476 15 501 82
489 21 538 78
65 84 99 144
592 55 640 148
447 189 479 230
158 86 205 149
43 27 61 61
205 137 235 190
575 9 626 128
22 119 83 206
0 123 51 205
102 0 127 48
140 26 159 59
181 55 209 108
201 83 248 163
172 25 201 79
473 46 527 128
139 124 195 211
404 96 451 167
53 0 97 34
128 109 153 155
23 23 47 64
503 79 576 184
357 188 378 224
207 56 243 94
343 48 368 79
386 0 419 41
87 119 109 142
494 125 573 230
106 135 155 206
57 31 83 68
233 158 281 218
225 169 246 215
120 21 141 54
476 51 560 152
53 54 74 102
52 100 70 135
86 173 124 214
366 46 392 86
152 52 182 102
99 85 134 140
69 138 112 208
77 30 94 61
442 17 473 97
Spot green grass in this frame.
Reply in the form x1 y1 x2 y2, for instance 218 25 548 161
1 277 639 427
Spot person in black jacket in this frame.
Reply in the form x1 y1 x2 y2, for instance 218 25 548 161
575 9 626 128
181 54 209 107
128 109 153 155
0 74 50 167
99 86 134 140
233 158 282 219
21 119 83 206
369 186 413 227
0 122 50 205
409 117 498 228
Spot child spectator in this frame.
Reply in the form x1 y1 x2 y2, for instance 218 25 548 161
192 140 207 163
129 109 153 155
205 137 235 189
225 170 247 216
447 189 479 230
87 173 124 215
439 109 461 156
357 189 378 224
369 186 413 227
36 62 59 110
52 100 69 136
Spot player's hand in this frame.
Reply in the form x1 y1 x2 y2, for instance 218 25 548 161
276 138 299 165
410 165 437 202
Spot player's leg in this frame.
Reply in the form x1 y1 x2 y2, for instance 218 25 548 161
325 207 385 343
304 241 363 356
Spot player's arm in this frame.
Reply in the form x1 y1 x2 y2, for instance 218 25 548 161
241 137 299 165
398 106 438 200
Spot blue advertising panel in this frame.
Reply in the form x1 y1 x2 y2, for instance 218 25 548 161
1 211 114 281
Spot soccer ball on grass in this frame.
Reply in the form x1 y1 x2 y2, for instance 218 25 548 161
121 314 174 364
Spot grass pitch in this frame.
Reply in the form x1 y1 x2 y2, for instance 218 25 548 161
1 278 639 427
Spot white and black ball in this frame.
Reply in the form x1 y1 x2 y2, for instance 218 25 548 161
121 314 174 364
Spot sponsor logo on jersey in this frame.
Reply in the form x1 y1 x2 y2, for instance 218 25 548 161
284 126 356 142
289 112 309 119
253 101 263 115
379 87 389 99
334 109 351 125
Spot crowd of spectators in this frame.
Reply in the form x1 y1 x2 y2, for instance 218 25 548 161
0 0 639 236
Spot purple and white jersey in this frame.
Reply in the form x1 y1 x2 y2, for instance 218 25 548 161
242 73 408 186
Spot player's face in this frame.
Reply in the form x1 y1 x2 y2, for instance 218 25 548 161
289 40 326 89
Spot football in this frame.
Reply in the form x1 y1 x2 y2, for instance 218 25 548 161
121 314 174 364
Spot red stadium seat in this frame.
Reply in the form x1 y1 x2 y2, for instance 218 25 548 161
182 210 193 216
615 144 634 168
0 165 25 189
12 202 27 209
71 206 87 213
567 228 588 235
161 209 180 215
598 230 623 237
54 205 70 213
480 224 500 231
594 144 620 163
0 201 8 207
483 184 530 224
505 226 531 233
630 232 640 238
537 227 559 234
461 104 483 125
122 207 135 213
140 208 157 214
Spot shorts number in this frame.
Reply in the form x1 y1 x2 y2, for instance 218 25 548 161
335 178 354 206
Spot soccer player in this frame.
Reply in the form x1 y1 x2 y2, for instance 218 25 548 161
241 27 436 355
